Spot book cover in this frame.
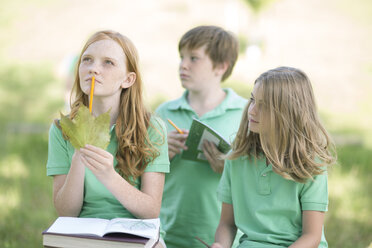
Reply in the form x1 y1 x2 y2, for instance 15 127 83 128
181 118 231 162
42 217 160 248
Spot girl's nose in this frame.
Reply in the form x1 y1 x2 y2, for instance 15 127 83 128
248 103 257 116
89 62 100 75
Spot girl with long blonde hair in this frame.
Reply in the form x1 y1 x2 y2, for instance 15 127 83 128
211 67 336 248
47 30 169 246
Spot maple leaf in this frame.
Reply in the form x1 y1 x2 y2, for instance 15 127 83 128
60 105 110 150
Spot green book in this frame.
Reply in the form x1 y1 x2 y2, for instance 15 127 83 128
181 118 231 162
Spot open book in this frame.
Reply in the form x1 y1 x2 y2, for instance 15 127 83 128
42 217 160 248
181 118 231 162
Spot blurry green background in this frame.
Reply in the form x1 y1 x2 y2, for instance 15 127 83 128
0 0 371 247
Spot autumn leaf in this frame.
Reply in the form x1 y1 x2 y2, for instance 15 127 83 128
60 105 110 149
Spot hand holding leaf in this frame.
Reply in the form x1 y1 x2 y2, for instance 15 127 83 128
60 105 110 150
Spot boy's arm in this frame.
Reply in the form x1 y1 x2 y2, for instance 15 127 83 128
167 130 189 160
155 107 189 161
211 202 237 248
289 210 325 248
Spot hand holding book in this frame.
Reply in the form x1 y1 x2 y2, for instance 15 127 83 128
202 140 225 173
181 118 231 163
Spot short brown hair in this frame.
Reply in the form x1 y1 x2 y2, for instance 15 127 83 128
178 25 239 81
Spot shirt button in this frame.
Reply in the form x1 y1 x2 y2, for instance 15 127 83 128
262 173 267 177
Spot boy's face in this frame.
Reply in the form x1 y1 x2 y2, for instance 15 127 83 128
179 45 223 91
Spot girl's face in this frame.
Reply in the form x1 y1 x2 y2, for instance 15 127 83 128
79 39 134 98
248 83 264 134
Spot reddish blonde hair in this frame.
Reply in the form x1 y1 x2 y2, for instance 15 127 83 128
58 30 161 184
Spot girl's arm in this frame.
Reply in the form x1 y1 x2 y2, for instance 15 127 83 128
105 171 165 219
80 145 165 219
289 210 325 248
211 203 237 248
53 150 85 216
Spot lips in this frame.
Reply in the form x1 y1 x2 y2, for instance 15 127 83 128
180 73 189 79
86 78 101 84
249 118 259 123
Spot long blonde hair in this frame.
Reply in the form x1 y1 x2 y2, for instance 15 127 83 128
57 30 161 184
230 67 336 182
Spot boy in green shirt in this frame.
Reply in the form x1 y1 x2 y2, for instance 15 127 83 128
156 25 247 248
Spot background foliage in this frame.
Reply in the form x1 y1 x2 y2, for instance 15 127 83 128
0 0 371 247
0 63 371 248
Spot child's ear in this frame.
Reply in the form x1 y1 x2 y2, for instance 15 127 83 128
121 72 136 89
215 62 229 76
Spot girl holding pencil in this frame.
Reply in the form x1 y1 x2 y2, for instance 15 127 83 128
211 67 336 248
46 30 169 247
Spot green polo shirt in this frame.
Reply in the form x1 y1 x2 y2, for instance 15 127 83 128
156 88 247 248
47 116 170 219
218 156 329 248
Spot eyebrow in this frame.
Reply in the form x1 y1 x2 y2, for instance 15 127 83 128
179 51 201 57
190 51 202 55
103 56 118 62
81 54 119 62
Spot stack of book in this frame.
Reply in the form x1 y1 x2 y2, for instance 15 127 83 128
42 217 160 248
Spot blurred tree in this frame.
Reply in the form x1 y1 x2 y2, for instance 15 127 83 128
237 0 278 67
242 0 276 14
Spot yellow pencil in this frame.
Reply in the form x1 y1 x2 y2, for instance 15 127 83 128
167 119 184 134
89 76 95 113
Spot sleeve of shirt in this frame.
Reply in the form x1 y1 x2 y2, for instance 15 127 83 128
155 103 167 121
46 123 71 176
144 116 170 173
300 170 329 212
217 159 233 204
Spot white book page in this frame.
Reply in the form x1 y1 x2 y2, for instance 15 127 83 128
47 217 108 236
197 129 220 151
105 218 160 240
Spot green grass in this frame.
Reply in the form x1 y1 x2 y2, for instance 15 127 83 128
0 64 371 248
326 145 372 247
0 63 62 247
0 133 57 247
